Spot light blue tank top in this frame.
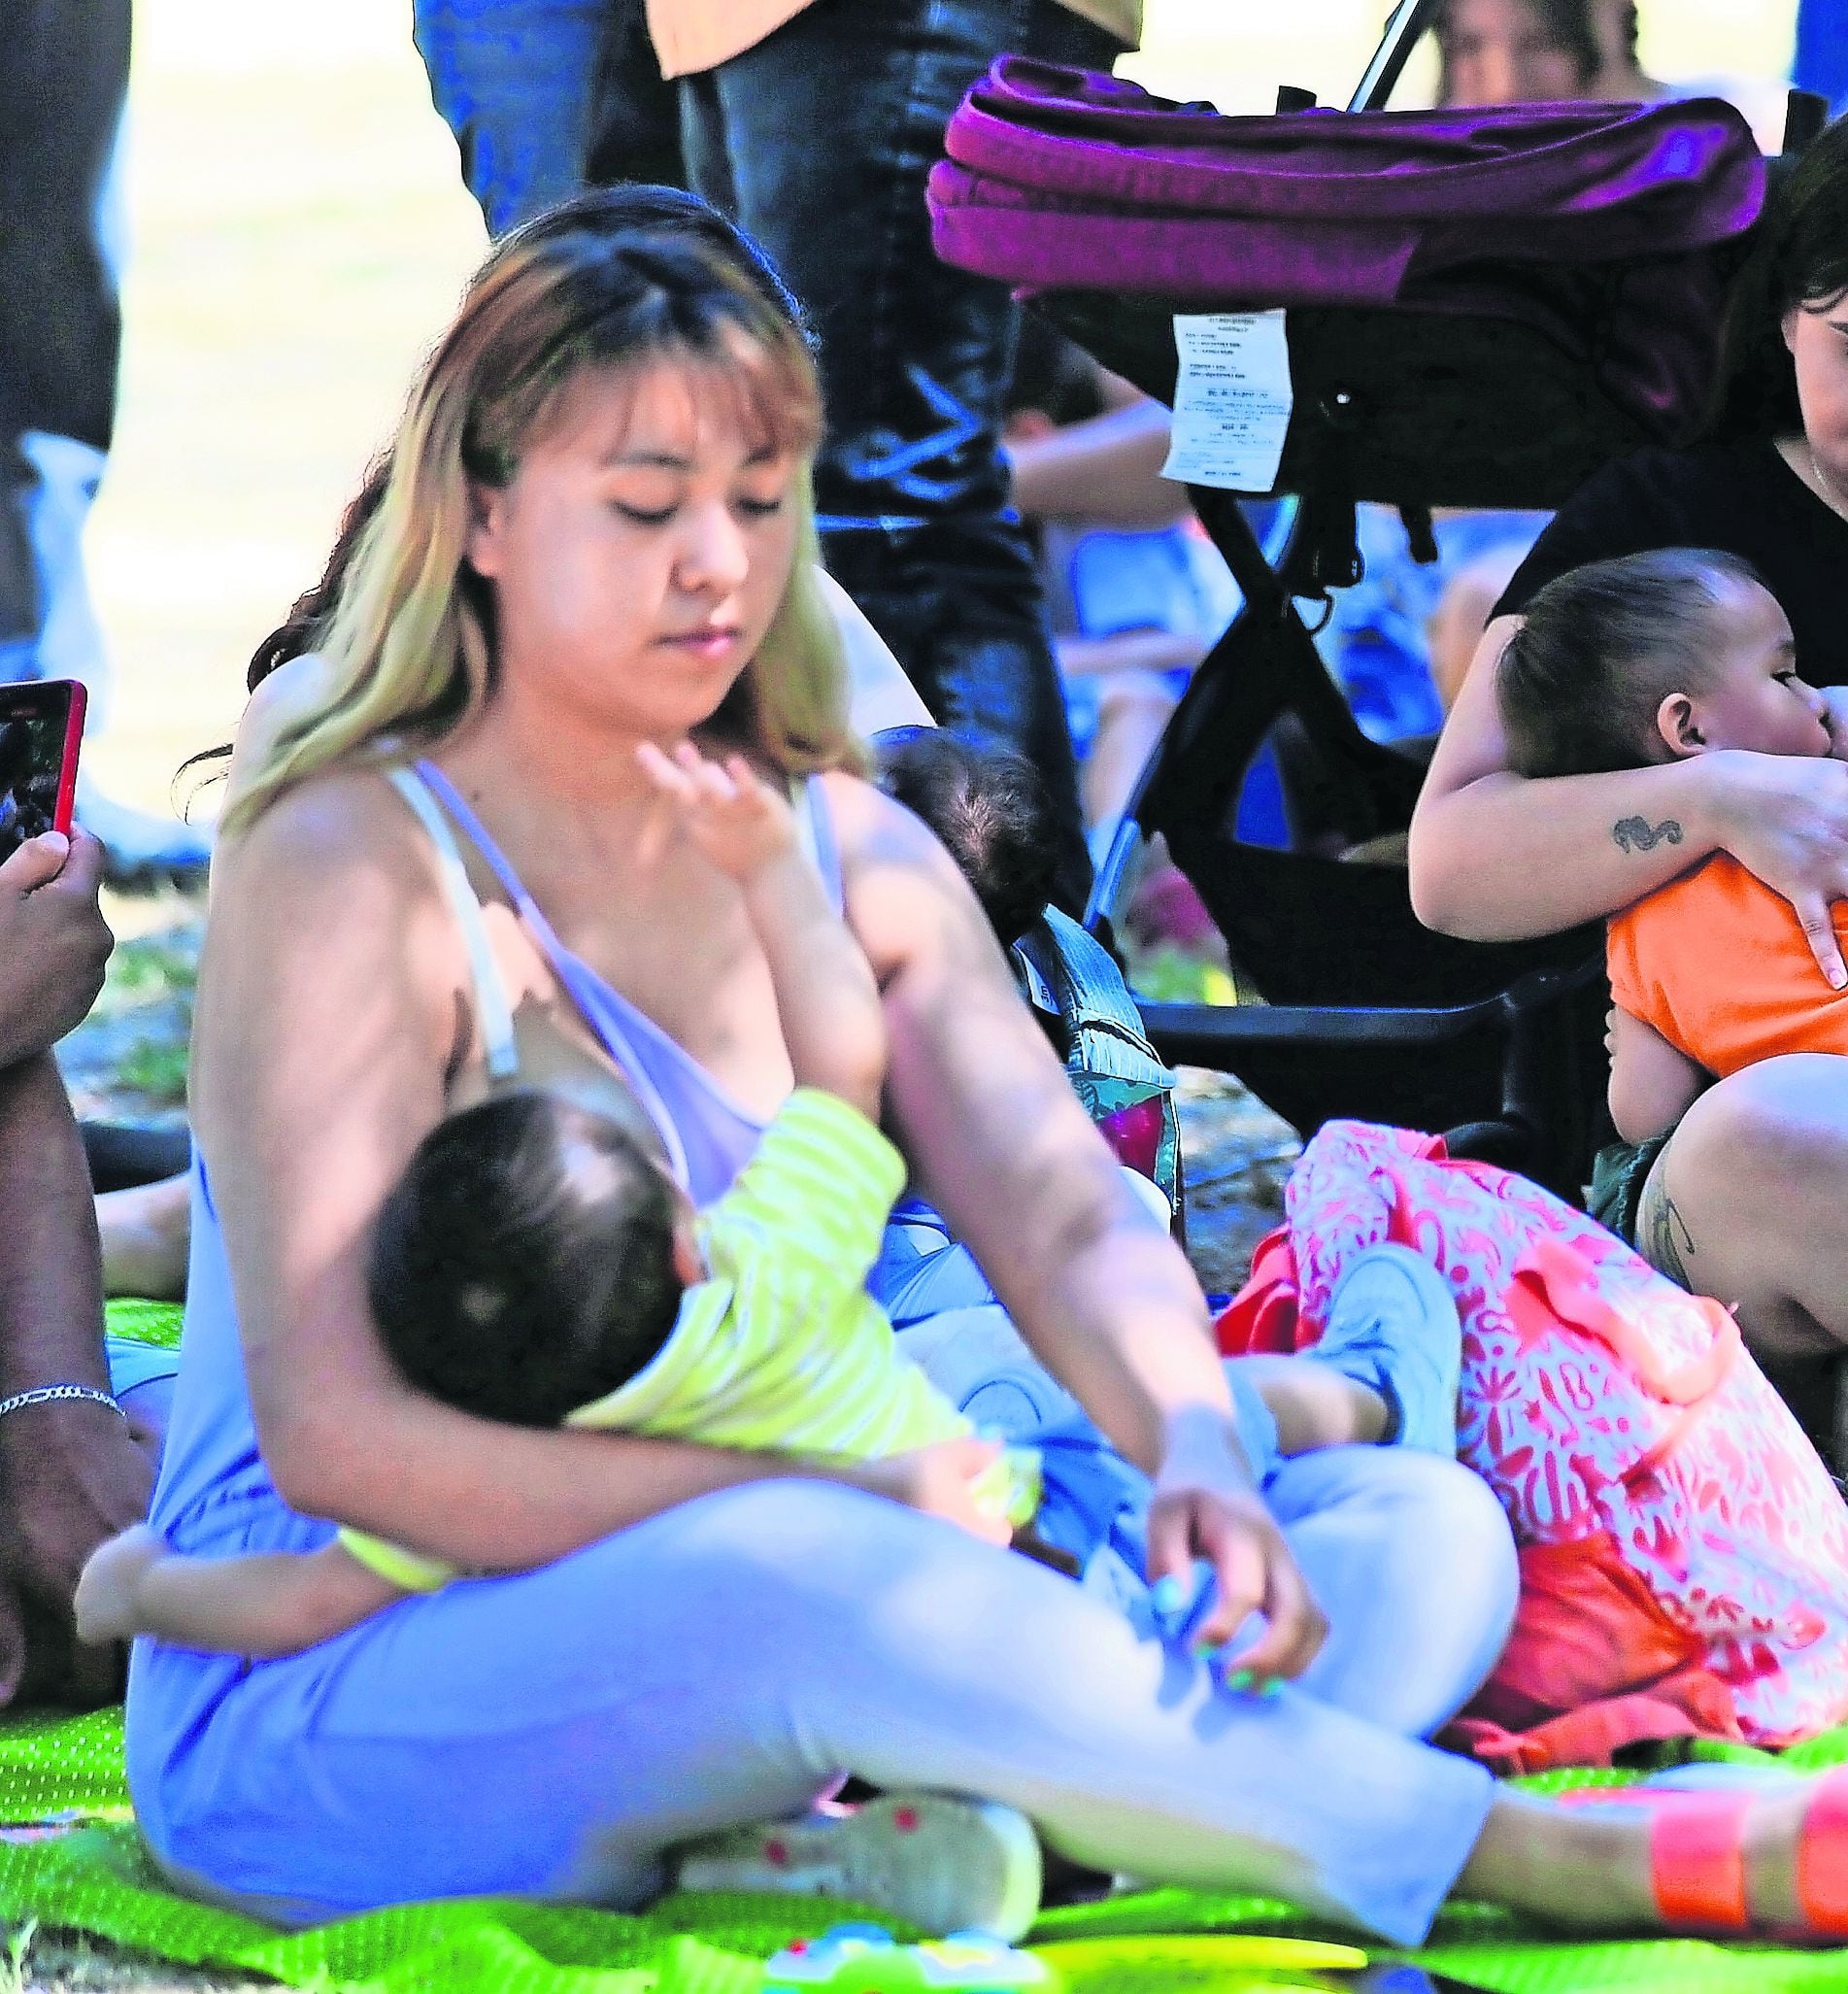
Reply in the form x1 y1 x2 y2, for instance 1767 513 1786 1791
148 761 844 1550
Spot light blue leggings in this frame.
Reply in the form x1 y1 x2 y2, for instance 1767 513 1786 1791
133 1451 1513 1947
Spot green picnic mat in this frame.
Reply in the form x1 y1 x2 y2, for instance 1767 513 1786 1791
3 1714 1844 1992
106 1297 185 1351
29 1301 1835 1992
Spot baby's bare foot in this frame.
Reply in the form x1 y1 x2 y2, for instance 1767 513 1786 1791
74 1524 166 1644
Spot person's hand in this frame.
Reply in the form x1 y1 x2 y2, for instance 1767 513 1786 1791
0 1396 154 1702
1145 1411 1327 1691
842 1436 1015 1547
0 831 113 1065
1711 748 1848 989
636 742 797 884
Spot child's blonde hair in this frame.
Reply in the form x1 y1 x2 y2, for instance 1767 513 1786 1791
230 187 862 832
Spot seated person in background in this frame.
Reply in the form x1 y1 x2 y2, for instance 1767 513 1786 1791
1003 321 1234 867
78 741 1040 1656
1495 548 1844 1182
0 827 156 1704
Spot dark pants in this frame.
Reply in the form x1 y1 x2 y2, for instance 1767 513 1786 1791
681 0 1119 910
0 0 129 658
412 0 682 234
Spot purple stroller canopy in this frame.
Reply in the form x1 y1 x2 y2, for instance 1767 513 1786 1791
929 58 1768 440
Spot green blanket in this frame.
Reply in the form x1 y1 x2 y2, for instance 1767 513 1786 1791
34 1303 1833 1993
5 1704 1843 1991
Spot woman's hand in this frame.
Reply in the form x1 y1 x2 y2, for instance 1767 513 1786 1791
1145 1411 1327 1689
845 1437 1015 1547
1711 747 1848 988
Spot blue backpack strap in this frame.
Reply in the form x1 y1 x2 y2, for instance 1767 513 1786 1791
1017 907 1176 1092
1015 907 1181 1206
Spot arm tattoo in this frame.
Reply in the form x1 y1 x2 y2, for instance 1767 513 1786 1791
1612 816 1684 855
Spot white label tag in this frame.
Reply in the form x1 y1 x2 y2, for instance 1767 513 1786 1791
1160 310 1294 494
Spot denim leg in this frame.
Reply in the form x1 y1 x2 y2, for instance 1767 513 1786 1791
414 0 681 236
680 0 1121 910
0 0 129 665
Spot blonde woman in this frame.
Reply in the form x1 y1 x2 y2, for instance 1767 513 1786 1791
126 189 1848 1943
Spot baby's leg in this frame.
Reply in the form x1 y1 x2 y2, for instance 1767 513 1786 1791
77 1528 401 1657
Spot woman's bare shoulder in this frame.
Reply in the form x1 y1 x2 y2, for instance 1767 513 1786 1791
225 652 337 797
208 763 453 1001
219 761 420 895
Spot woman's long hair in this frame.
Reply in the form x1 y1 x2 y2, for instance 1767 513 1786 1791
1705 114 1848 443
228 186 860 832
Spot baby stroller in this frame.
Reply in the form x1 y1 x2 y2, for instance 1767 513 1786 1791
928 0 1809 1201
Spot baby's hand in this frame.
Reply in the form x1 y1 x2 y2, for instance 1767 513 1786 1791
74 1523 167 1646
636 741 797 882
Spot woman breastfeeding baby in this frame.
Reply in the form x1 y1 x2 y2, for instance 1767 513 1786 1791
118 186 1848 1946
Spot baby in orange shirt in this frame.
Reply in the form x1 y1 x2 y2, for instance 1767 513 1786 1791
1495 547 1845 1147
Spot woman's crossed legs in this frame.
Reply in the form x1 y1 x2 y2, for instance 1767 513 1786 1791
137 1473 1505 1943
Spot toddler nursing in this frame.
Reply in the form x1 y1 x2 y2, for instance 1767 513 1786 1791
1495 549 1848 1194
82 722 1468 1660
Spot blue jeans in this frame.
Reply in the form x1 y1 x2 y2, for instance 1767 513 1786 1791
0 0 128 676
412 0 682 235
680 0 1121 911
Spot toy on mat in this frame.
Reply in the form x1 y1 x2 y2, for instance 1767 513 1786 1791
762 1922 1054 1992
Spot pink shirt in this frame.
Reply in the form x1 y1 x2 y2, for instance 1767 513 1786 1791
647 0 1140 80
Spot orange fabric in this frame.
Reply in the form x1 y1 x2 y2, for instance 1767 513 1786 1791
1212 1227 1305 1356
1607 855 1848 1077
1441 1535 1743 1772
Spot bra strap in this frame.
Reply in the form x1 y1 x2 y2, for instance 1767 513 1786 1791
386 766 521 1081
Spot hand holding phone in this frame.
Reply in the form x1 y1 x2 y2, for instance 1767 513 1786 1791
0 685 110 1063
0 681 84 865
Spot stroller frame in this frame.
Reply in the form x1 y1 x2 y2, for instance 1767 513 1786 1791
1050 0 1802 1200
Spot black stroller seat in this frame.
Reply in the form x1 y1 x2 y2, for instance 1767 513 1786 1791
930 0 1802 1200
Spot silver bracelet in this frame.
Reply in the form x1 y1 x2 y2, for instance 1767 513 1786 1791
0 1383 125 1422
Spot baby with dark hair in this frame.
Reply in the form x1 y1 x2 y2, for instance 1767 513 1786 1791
874 727 1058 949
1495 548 1846 1152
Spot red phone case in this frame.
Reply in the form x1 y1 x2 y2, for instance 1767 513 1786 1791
0 680 85 847
49 681 85 836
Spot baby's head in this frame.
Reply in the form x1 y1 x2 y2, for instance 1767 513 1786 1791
368 1090 696 1428
874 727 1057 948
1496 549 1830 779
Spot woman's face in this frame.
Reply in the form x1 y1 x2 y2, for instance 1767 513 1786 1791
465 355 803 744
1438 0 1586 106
1785 294 1848 498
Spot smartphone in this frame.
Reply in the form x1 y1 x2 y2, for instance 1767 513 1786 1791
0 680 85 865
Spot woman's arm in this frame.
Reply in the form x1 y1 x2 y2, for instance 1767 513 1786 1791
1409 616 1848 985
1409 615 1733 936
831 776 1324 1676
1004 395 1182 528
194 778 869 1571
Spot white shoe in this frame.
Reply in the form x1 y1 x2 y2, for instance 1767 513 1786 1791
668 1792 1043 1941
